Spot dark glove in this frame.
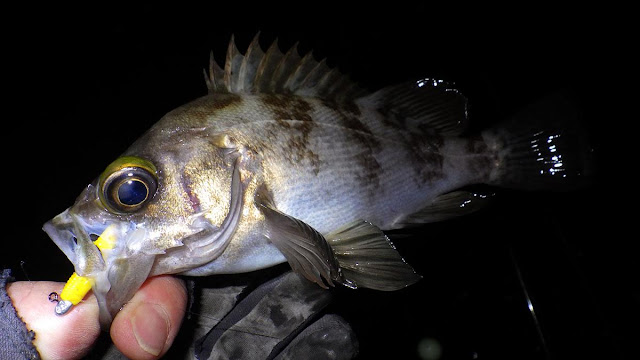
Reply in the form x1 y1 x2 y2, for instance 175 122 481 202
90 268 358 359
190 269 358 360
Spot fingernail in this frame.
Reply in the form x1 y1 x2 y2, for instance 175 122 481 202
132 303 169 356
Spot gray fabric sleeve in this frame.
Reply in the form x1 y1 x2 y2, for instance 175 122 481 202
0 269 41 360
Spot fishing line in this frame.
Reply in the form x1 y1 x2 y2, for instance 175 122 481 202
509 247 551 359
20 260 30 281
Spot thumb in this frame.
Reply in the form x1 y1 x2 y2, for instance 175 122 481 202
109 275 187 359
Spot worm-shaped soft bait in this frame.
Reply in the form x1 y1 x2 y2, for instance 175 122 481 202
53 224 117 315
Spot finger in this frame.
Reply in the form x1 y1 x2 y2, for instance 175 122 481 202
6 281 100 360
110 275 187 359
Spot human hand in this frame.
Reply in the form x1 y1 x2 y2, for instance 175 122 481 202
7 270 358 359
6 275 187 360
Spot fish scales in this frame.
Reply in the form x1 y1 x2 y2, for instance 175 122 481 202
137 93 482 234
44 35 589 327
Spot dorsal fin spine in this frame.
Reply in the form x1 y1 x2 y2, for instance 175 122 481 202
297 57 329 96
224 35 243 92
238 33 264 92
205 34 365 102
271 42 301 93
254 39 282 93
283 51 316 93
206 51 226 93
314 66 340 98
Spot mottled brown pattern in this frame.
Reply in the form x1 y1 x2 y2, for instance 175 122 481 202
321 99 383 190
465 135 489 154
356 152 383 189
465 136 496 181
140 94 243 136
407 132 446 184
376 103 447 184
378 103 407 130
209 93 243 110
261 94 321 174
321 99 371 141
262 94 313 124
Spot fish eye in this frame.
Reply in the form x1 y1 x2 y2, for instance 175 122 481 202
117 179 149 206
98 156 158 213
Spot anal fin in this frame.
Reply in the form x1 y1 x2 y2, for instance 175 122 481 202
327 221 421 291
256 190 420 291
394 190 494 227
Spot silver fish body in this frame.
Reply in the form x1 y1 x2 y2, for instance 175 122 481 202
136 92 484 274
44 36 590 327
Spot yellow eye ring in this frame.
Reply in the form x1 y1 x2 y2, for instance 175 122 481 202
98 156 158 213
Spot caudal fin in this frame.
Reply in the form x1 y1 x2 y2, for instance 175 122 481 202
483 92 594 190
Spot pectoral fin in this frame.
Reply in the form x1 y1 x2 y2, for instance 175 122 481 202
256 191 421 291
256 194 340 289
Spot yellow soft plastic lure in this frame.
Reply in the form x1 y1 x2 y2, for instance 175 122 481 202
54 224 117 315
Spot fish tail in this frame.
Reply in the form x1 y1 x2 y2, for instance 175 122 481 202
482 92 595 190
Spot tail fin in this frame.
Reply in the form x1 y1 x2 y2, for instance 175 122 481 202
483 92 594 190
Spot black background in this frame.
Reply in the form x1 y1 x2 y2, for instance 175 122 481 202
2 3 631 360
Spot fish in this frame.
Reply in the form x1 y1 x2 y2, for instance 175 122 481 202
43 34 591 327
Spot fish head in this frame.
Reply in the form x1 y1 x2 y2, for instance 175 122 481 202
44 133 242 326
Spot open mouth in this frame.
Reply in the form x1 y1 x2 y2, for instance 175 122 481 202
43 209 109 276
44 209 158 327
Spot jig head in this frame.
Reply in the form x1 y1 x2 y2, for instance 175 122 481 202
50 224 117 315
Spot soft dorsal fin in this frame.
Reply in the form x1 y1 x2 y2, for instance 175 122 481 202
357 78 469 136
205 34 367 102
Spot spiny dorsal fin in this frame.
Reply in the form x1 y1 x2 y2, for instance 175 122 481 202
205 34 367 101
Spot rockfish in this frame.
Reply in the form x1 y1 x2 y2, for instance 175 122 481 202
43 35 589 327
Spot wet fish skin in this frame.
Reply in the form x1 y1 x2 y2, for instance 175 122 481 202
135 91 474 274
43 36 589 327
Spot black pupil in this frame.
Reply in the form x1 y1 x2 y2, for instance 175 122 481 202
117 179 148 206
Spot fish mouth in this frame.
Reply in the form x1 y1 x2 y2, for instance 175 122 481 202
43 209 109 276
44 208 156 327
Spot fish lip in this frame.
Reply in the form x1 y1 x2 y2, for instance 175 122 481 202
43 211 78 266
44 208 154 328
43 209 108 276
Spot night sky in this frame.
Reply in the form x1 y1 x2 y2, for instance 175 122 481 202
2 4 629 359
